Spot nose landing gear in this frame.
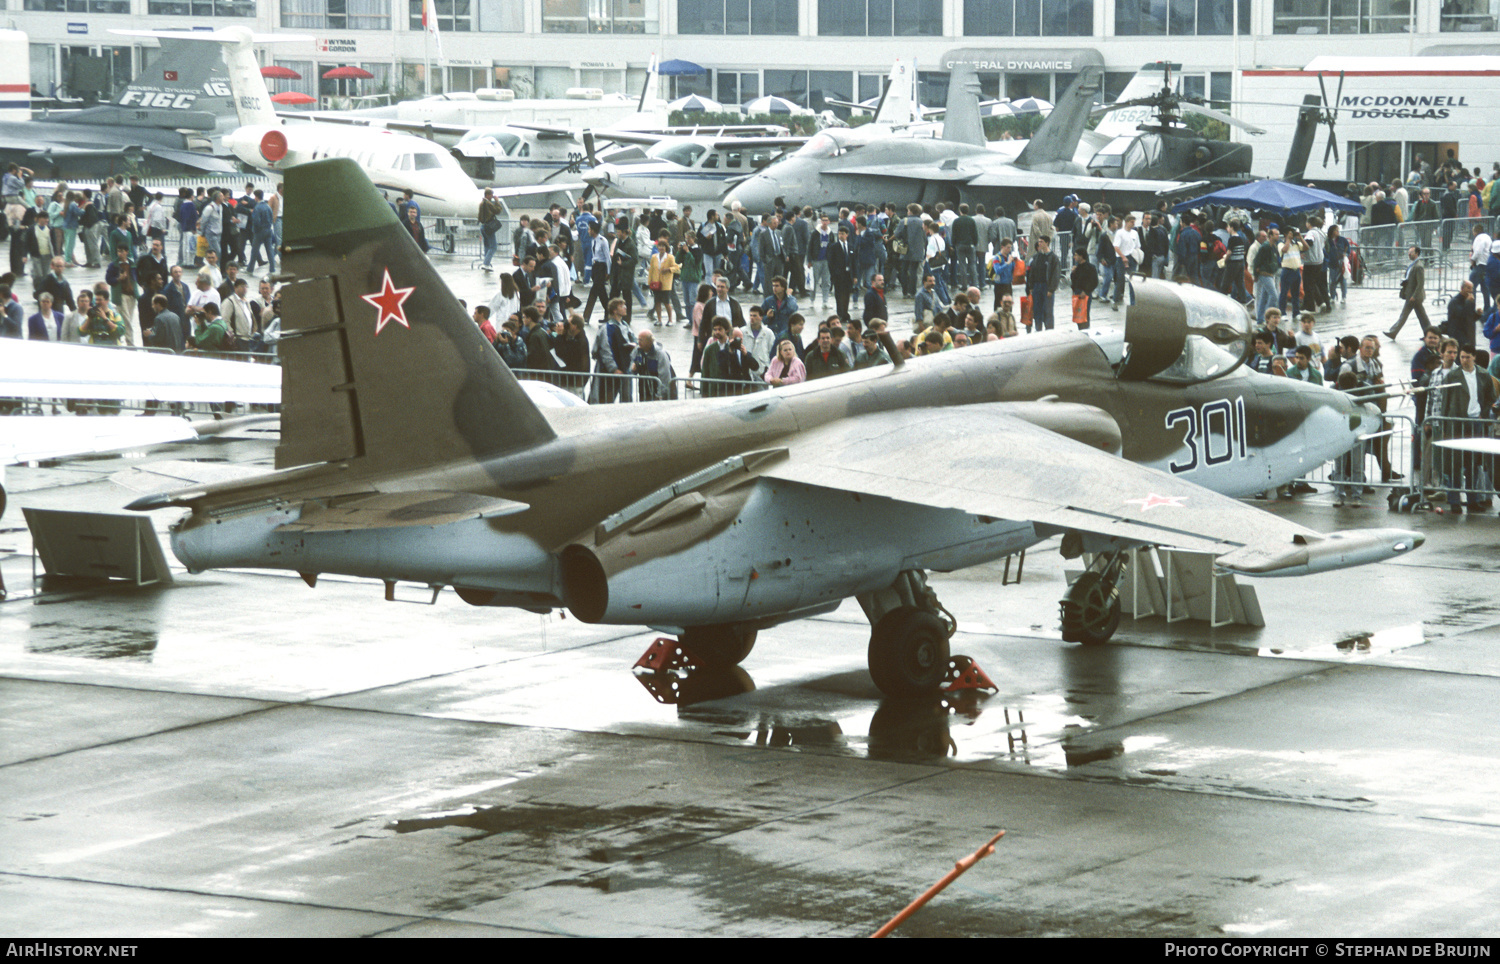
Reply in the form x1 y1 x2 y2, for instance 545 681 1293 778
1060 551 1125 646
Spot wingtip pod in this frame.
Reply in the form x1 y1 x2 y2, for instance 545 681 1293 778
284 158 400 245
1217 528 1424 578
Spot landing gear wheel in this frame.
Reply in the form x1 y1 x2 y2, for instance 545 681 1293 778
868 607 951 698
680 624 758 668
1060 571 1121 646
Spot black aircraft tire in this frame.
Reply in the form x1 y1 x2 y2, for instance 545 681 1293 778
868 607 951 698
1061 572 1121 646
680 624 758 667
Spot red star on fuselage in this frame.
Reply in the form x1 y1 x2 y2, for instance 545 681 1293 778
362 268 415 335
1124 493 1188 511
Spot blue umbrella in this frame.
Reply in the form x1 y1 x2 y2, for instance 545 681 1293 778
657 59 705 77
1171 180 1363 217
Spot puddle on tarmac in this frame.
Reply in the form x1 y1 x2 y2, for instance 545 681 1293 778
24 621 158 661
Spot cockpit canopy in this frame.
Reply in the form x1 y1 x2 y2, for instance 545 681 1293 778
1118 282 1251 383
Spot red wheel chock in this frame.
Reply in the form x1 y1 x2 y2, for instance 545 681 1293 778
942 655 997 692
634 636 698 672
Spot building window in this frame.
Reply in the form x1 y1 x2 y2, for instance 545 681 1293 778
716 70 760 106
1115 0 1249 34
409 0 473 32
282 0 392 29
147 0 256 14
543 0 659 32
964 0 1093 35
1273 0 1411 34
1442 0 1497 31
819 0 940 34
24 0 129 12
680 0 798 34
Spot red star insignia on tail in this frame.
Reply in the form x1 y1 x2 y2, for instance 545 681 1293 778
362 268 415 335
1124 494 1187 511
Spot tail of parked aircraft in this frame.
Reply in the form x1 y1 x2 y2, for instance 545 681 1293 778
106 37 238 131
273 158 556 473
111 27 308 130
1013 66 1104 173
940 64 987 149
873 58 918 127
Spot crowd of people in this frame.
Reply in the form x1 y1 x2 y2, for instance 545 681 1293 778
0 165 284 353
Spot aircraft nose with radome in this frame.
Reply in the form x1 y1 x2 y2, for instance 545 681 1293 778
131 158 1421 700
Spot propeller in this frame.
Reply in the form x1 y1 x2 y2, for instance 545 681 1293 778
1316 71 1346 166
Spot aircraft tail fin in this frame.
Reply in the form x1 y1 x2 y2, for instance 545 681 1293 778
940 64 986 148
273 158 556 473
110 27 308 129
1014 66 1104 172
111 38 237 127
638 54 660 113
873 58 916 127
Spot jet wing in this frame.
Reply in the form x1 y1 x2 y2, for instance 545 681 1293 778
1 415 198 465
0 341 280 404
20 144 239 173
752 404 1418 577
964 168 1184 195
491 181 588 198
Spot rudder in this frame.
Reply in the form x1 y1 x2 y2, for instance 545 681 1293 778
274 158 556 473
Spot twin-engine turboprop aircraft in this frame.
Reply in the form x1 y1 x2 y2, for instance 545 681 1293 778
128 158 1422 697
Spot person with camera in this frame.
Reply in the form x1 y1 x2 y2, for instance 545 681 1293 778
631 329 675 401
700 317 760 397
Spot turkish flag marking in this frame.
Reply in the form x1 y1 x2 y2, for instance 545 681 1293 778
163 70 178 81
362 268 416 335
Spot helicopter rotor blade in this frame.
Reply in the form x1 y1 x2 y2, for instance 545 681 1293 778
1179 100 1266 135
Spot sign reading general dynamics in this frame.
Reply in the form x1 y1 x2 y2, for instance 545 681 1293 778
939 47 1104 72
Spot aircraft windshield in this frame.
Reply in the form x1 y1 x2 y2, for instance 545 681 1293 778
795 131 840 158
412 152 445 171
648 141 708 167
457 130 520 155
1148 284 1253 383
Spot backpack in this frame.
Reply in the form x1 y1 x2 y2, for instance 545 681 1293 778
1097 232 1115 266
79 204 100 229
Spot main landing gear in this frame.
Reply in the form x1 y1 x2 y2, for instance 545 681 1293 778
858 570 957 698
1060 550 1125 646
678 623 758 668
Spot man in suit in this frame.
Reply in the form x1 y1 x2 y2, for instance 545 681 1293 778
26 292 63 340
137 238 169 292
1386 245 1433 339
787 208 811 297
898 203 926 296
828 223 856 322
164 265 191 318
35 257 74 313
709 275 745 330
1440 344 1498 513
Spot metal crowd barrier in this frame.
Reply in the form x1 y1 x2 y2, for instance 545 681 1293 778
1352 218 1496 261
512 368 662 402
1418 414 1498 511
1294 411 1419 504
1354 245 1460 306
671 375 771 400
182 349 281 365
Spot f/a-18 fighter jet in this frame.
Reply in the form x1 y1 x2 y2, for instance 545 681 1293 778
128 158 1422 697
